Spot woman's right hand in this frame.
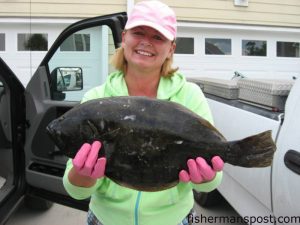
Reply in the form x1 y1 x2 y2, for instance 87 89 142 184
68 141 106 187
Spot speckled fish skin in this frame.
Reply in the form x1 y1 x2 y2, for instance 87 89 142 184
46 96 276 191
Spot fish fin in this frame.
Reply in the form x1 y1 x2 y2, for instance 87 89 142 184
198 118 226 140
175 102 227 140
227 130 276 167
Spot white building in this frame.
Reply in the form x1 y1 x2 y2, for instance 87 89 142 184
0 0 299 86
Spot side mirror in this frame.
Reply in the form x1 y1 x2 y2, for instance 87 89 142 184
52 67 83 92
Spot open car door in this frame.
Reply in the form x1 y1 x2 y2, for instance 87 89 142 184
0 12 126 224
0 58 26 223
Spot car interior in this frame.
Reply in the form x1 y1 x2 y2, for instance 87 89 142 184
0 14 127 218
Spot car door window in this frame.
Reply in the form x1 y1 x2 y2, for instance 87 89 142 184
48 25 115 101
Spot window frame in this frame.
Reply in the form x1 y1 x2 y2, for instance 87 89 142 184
204 37 232 56
276 41 300 58
174 37 195 55
241 39 267 57
17 33 49 52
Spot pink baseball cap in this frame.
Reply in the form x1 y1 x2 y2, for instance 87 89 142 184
125 1 177 41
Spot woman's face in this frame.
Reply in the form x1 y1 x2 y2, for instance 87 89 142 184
122 26 176 73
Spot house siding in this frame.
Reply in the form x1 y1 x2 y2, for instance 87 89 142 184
0 0 299 27
0 0 127 18
137 0 300 28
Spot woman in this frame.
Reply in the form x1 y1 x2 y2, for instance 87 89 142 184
63 1 224 225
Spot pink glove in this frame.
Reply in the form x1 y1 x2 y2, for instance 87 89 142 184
72 141 106 179
179 156 224 184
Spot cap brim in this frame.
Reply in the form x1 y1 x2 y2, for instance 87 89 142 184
125 20 174 41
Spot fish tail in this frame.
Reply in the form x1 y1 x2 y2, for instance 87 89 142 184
227 130 276 167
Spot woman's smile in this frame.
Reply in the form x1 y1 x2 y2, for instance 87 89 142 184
135 49 155 57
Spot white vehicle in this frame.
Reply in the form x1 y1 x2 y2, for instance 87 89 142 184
192 77 300 225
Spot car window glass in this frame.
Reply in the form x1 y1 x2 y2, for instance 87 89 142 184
60 33 90 51
48 25 114 101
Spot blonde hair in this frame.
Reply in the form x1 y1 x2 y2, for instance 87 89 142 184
110 47 178 77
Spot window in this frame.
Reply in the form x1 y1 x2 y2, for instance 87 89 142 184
60 34 90 51
0 33 4 51
18 33 48 51
175 37 194 54
242 40 266 56
277 41 299 58
205 38 231 55
48 26 110 101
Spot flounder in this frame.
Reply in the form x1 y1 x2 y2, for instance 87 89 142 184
46 96 276 191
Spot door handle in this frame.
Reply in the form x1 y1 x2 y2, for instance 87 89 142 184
284 150 300 175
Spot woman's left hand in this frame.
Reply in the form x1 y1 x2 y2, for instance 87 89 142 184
179 156 224 184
